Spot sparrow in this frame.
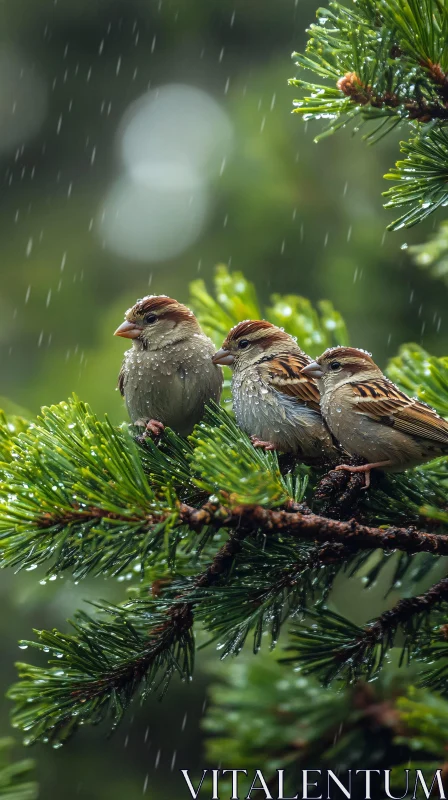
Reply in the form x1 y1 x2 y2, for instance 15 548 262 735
212 320 340 464
302 346 448 487
114 295 223 436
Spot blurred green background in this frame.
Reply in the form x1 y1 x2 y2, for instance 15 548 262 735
0 0 447 797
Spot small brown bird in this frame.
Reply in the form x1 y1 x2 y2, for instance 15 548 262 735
115 295 223 436
302 346 448 487
212 320 339 464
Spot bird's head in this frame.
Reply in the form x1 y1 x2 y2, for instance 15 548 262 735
301 346 381 390
212 319 298 369
114 295 201 350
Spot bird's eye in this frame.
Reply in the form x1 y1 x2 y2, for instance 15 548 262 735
238 339 250 350
145 313 157 325
330 360 341 371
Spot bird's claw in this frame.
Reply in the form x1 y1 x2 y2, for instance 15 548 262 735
334 463 371 489
251 436 278 451
145 419 165 437
134 418 165 439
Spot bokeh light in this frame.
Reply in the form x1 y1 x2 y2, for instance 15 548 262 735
98 84 233 262
120 83 233 179
99 174 209 262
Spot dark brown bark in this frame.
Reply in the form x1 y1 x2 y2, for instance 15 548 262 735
179 501 448 557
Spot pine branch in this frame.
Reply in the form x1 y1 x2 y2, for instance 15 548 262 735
315 461 448 530
189 264 262 347
383 128 448 230
138 425 196 499
203 652 413 793
314 458 369 519
0 737 36 799
0 399 303 579
291 0 448 131
335 71 448 123
359 466 448 529
9 527 248 747
408 220 448 285
193 539 356 658
3 274 448 753
7 532 365 745
387 343 448 417
190 265 349 357
265 295 349 356
8 477 448 743
395 688 448 765
190 405 307 507
6 482 447 586
18 477 447 747
0 397 182 579
289 0 448 228
10 601 195 746
0 411 29 464
357 576 448 663
414 615 448 694
179 500 448 557
380 0 448 78
285 576 448 684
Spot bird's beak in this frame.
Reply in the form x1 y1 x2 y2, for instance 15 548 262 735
114 320 143 339
301 361 324 379
212 348 235 366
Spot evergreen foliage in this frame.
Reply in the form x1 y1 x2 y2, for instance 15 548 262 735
290 0 448 228
409 220 448 284
190 264 349 355
202 653 448 794
1 266 448 758
0 738 36 800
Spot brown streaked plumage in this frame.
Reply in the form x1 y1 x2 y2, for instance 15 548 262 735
212 320 340 464
264 353 321 411
302 346 448 487
124 295 197 329
315 345 376 365
114 295 222 436
223 319 291 350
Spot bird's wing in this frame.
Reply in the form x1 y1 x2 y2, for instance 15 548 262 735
351 379 448 445
118 362 127 396
259 352 321 411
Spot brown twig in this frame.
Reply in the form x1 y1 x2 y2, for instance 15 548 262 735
37 495 448 557
337 70 448 122
179 501 448 557
70 528 248 706
365 576 448 644
324 576 448 670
